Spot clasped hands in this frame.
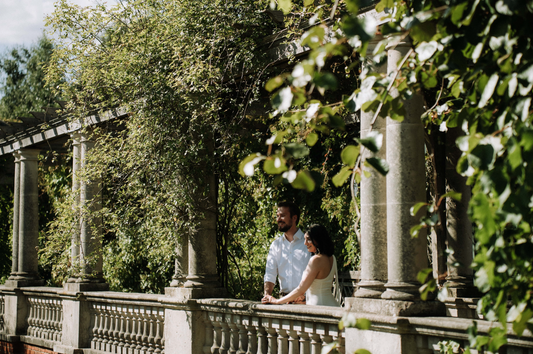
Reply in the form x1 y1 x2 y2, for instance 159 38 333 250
261 294 306 305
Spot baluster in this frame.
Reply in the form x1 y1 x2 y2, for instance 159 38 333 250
124 306 133 354
237 322 248 354
41 299 48 339
147 307 156 353
34 298 41 337
103 305 111 352
220 316 231 354
52 299 59 342
109 305 120 353
135 307 144 353
36 298 43 339
51 299 58 341
118 307 126 354
310 333 321 354
39 299 45 339
141 307 150 353
288 330 299 354
59 299 64 342
266 327 278 354
53 299 60 341
256 324 268 354
244 317 258 354
113 305 124 353
229 315 239 354
91 304 100 350
27 298 35 337
203 312 214 354
130 306 140 353
276 328 288 354
299 331 310 354
38 298 45 339
154 308 163 354
211 313 222 354
45 299 52 340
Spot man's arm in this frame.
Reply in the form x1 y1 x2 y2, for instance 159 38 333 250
264 281 275 296
264 238 279 295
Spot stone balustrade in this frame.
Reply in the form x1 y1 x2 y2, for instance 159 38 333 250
0 287 532 354
89 300 165 353
196 300 344 354
26 295 63 343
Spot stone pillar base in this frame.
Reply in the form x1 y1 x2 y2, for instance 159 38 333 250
353 281 385 298
164 287 227 302
163 307 206 354
345 297 445 317
446 286 481 298
346 326 417 354
442 296 481 319
4 279 45 288
63 282 109 292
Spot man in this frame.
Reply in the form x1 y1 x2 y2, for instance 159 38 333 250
263 201 311 302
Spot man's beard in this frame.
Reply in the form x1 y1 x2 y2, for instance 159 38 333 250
278 224 291 232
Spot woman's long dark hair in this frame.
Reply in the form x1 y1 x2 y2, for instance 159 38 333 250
306 224 334 256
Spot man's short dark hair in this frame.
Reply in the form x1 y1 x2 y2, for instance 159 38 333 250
277 201 300 225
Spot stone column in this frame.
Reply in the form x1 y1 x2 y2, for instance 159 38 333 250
64 131 108 292
8 151 20 280
5 149 44 287
354 58 388 298
445 127 474 297
183 169 220 289
381 43 428 301
166 138 225 300
170 233 188 287
67 132 82 283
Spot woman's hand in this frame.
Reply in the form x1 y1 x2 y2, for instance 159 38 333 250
261 295 278 304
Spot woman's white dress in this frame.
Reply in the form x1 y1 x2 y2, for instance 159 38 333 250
306 256 341 307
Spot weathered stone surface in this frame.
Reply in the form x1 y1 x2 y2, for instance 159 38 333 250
164 287 227 302
355 56 388 299
345 297 446 317
382 44 428 301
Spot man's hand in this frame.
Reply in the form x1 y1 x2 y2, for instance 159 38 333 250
261 295 278 304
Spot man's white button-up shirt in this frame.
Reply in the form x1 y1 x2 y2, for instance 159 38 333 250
264 229 311 293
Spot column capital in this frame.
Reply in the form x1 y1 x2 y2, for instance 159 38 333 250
71 132 82 144
16 149 40 161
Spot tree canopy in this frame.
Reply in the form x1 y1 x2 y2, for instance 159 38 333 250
0 35 57 120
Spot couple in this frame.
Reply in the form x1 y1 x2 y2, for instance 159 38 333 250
262 201 340 307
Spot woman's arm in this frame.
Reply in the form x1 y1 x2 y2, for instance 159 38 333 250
262 256 320 305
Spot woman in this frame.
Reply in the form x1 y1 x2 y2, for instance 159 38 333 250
261 224 340 306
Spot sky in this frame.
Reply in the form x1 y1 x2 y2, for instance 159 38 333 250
0 0 103 53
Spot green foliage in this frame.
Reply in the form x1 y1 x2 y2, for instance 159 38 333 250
41 0 358 297
250 0 533 350
0 158 13 283
0 36 58 120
